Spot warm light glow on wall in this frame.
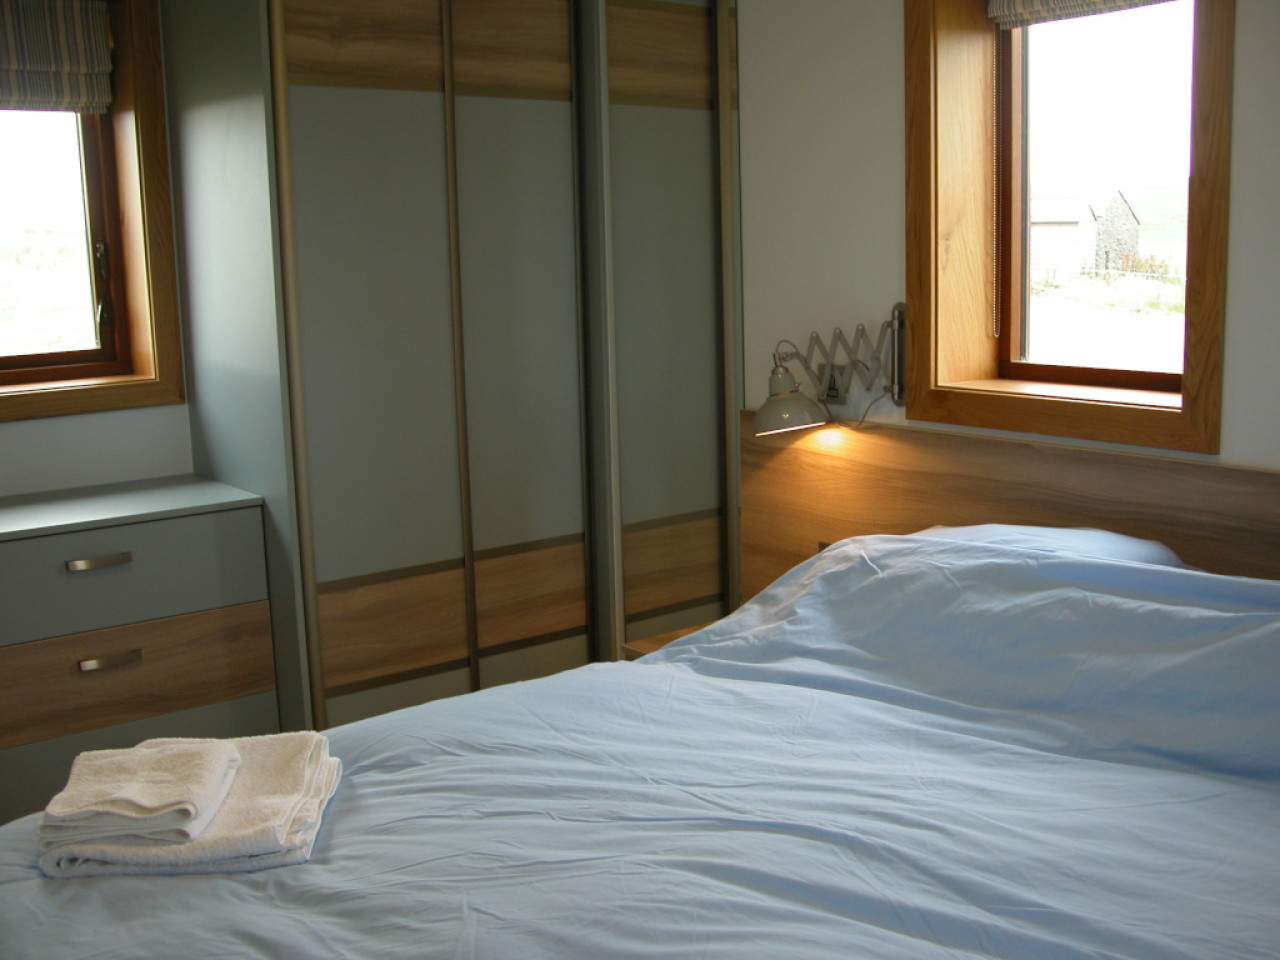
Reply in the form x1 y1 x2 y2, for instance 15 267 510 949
788 422 859 455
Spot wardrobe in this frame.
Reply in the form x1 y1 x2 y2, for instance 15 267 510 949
161 0 739 730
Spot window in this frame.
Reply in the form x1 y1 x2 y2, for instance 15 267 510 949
1002 1 1193 391
904 0 1234 453
0 111 128 382
0 0 182 422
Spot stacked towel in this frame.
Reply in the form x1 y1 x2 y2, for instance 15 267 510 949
39 739 241 847
39 732 341 879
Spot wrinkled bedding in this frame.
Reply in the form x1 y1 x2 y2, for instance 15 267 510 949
1 534 1277 959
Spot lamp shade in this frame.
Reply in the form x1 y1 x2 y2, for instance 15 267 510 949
752 362 828 436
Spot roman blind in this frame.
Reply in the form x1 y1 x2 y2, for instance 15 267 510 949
0 0 112 112
988 0 1174 28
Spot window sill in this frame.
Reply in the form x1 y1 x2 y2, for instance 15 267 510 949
909 379 1216 453
0 373 184 423
946 378 1182 409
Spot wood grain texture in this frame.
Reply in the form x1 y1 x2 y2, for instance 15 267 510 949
903 0 938 415
280 0 730 106
903 0 1232 453
621 621 706 660
623 513 723 617
1182 0 1234 450
318 567 468 692
608 0 713 109
741 411 1280 600
475 541 587 649
932 0 996 385
453 0 572 100
0 0 183 422
0 602 274 749
282 0 444 89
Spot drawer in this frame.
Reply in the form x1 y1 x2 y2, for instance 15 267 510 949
0 601 275 749
0 508 266 647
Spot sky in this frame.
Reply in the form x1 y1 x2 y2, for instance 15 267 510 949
1027 0 1195 197
0 110 87 237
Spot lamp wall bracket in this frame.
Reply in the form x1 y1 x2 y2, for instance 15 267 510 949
780 305 905 407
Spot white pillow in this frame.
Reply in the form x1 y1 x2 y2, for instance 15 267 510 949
914 524 1187 567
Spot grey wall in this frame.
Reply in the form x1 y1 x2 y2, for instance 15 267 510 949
161 0 310 728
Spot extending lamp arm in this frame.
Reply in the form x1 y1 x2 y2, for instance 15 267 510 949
752 304 906 437
781 304 905 407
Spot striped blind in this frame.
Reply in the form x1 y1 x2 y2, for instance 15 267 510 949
988 0 1174 28
0 0 112 112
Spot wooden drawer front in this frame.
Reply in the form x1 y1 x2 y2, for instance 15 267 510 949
0 601 275 749
0 508 266 648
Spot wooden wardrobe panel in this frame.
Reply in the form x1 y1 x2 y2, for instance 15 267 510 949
608 0 714 109
282 0 444 89
623 514 723 617
318 568 468 694
475 541 587 650
453 0 572 99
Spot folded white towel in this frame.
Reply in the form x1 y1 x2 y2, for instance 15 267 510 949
39 739 241 848
40 732 341 879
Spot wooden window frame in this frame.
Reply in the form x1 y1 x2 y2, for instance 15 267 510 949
0 0 183 422
904 0 1234 453
995 27 1184 395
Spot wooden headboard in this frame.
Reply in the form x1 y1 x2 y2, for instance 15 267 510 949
741 412 1280 599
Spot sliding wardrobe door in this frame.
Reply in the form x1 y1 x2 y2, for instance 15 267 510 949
453 0 590 685
275 0 736 702
281 1 471 724
609 0 727 639
279 0 589 715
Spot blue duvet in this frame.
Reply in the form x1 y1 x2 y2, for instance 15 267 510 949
1 534 1277 958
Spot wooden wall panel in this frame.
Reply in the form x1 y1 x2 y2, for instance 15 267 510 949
282 0 443 89
623 513 723 617
318 567 467 693
741 412 1280 600
475 541 587 650
608 0 713 109
453 0 572 100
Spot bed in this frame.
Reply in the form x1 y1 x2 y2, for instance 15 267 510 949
1 526 1277 959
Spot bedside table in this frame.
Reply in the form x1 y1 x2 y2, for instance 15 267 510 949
0 476 279 822
621 622 710 661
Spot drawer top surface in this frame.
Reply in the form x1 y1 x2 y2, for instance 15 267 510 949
0 475 263 542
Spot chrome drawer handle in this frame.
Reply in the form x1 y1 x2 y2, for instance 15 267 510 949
78 649 143 673
65 551 133 573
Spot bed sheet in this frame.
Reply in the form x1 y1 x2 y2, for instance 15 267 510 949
0 535 1276 959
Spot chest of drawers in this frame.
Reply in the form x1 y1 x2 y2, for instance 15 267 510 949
0 476 280 823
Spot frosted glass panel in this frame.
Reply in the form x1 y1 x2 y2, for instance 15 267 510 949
455 96 584 550
610 104 720 525
288 86 463 581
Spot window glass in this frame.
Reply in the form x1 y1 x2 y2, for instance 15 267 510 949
0 110 99 359
1022 0 1194 375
